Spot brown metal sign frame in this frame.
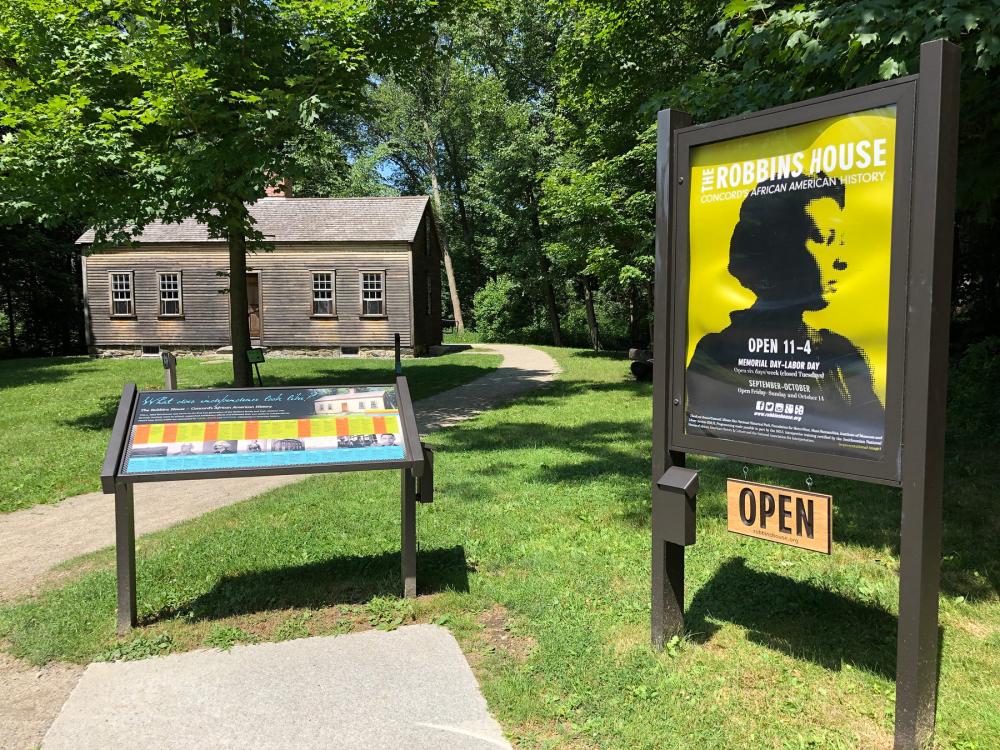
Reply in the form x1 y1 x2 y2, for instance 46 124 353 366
101 374 434 637
651 41 960 750
669 80 915 486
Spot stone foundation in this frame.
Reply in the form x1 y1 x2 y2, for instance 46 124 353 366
91 345 420 359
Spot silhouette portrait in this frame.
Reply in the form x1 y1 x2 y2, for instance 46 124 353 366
687 172 885 448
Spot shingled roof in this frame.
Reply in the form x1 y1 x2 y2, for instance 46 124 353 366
76 196 431 245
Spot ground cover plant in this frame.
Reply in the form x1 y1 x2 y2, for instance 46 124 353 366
1 348 996 748
0 350 500 513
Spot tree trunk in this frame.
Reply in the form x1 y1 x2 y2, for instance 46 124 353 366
628 286 640 348
424 125 465 333
648 281 655 345
226 218 252 388
541 258 562 347
216 12 250 385
527 184 562 346
70 251 86 353
443 137 477 255
5 286 15 352
583 280 600 351
25 269 36 351
441 240 464 334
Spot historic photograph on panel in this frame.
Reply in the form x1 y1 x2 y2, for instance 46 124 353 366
120 385 405 475
685 107 896 460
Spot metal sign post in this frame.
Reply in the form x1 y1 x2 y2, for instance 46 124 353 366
651 40 960 750
246 347 265 387
894 40 960 746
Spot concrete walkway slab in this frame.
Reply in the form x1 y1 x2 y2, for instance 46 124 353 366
43 626 511 750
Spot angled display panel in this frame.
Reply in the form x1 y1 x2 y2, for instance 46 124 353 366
119 385 406 478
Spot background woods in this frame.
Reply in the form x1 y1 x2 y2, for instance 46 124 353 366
1 0 998 359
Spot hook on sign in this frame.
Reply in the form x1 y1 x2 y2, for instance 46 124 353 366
806 475 814 491
742 465 749 481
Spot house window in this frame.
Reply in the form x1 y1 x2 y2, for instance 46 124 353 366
158 272 182 316
109 272 134 317
361 271 385 316
312 271 335 316
426 277 433 316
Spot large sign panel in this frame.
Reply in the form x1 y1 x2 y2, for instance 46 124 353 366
685 107 896 461
121 385 405 476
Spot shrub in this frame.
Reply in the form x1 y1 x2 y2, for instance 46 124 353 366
948 337 1000 441
472 276 533 343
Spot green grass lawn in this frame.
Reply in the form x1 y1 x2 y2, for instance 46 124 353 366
1 348 997 748
0 350 501 513
443 328 484 344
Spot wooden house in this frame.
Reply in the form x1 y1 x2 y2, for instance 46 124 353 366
76 196 443 356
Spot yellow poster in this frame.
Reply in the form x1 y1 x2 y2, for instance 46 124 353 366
685 107 895 458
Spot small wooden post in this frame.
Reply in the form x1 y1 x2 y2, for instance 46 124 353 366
161 351 177 390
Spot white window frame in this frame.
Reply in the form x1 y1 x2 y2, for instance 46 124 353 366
157 271 183 317
359 270 386 317
311 270 336 317
108 271 135 318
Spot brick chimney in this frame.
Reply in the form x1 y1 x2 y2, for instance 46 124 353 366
265 177 292 197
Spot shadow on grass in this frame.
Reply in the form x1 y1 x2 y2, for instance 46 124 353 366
146 545 471 624
59 394 121 431
686 557 933 681
0 356 97 388
438 373 999 602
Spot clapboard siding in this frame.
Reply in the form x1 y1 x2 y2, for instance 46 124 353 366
85 243 414 348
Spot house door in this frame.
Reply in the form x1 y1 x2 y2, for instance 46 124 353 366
247 273 261 340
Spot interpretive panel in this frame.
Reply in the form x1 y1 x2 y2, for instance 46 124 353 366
685 107 896 461
120 385 405 476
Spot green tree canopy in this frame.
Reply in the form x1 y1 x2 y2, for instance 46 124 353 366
0 0 451 382
693 0 1000 345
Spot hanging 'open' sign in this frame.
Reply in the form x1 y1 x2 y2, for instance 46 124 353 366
726 479 832 554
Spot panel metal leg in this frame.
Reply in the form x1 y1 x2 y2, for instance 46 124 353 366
651 462 697 649
652 534 684 649
114 481 137 635
892 40 958 749
401 468 417 598
894 482 944 749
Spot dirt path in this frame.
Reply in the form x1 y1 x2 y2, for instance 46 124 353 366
0 343 558 750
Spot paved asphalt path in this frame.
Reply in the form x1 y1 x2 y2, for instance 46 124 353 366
0 344 559 750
